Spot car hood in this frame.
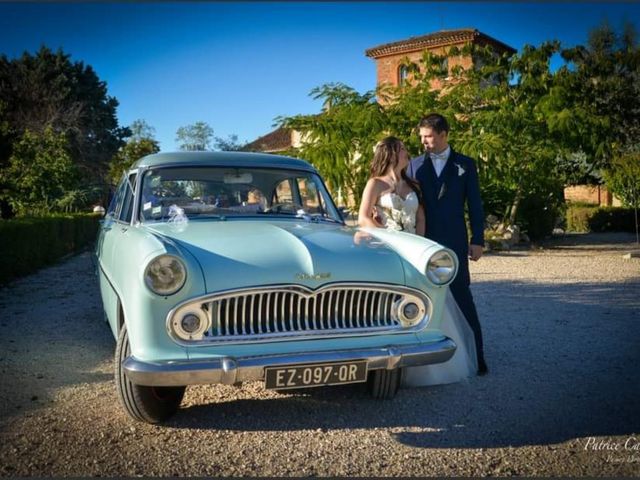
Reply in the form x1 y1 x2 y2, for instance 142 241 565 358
144 220 406 292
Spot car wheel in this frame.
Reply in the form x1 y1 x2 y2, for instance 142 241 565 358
115 325 185 423
367 368 401 399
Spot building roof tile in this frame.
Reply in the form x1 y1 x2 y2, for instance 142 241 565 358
365 28 516 58
243 127 292 153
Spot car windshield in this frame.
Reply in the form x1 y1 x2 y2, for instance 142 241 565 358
138 166 342 223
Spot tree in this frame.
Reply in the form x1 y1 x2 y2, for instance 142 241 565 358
129 119 156 141
176 121 214 151
545 21 640 183
603 150 640 243
444 42 565 235
0 46 128 217
279 83 385 206
109 120 160 184
0 127 78 216
213 133 247 152
0 99 12 218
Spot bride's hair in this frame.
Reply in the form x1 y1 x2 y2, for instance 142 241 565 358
371 136 403 178
371 136 423 203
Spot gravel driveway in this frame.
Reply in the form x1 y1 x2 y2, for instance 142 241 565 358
1 233 639 476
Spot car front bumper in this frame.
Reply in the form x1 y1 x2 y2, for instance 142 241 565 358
122 338 456 387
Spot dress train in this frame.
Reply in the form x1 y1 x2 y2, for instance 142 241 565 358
402 289 478 386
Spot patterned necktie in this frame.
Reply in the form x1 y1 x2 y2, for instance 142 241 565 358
430 150 449 162
430 148 449 178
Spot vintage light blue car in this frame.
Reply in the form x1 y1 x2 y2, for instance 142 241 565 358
96 151 459 423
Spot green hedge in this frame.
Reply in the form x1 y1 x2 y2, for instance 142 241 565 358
518 194 565 241
0 213 101 285
566 205 638 233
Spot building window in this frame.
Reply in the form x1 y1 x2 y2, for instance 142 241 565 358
398 65 409 86
441 57 449 77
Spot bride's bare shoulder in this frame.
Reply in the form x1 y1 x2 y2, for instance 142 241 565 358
367 177 393 194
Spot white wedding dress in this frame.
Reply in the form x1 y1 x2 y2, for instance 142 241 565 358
376 191 478 386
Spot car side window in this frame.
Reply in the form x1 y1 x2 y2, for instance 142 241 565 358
118 173 138 223
106 176 128 219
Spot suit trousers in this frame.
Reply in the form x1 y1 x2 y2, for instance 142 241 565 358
449 258 485 364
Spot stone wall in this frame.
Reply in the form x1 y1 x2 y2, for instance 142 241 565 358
374 43 473 93
564 184 622 206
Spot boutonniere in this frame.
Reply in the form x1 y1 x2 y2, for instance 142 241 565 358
455 163 466 176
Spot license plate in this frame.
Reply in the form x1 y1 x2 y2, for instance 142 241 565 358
264 361 368 390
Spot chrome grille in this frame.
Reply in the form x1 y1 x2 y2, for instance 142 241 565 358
210 288 401 336
168 284 431 344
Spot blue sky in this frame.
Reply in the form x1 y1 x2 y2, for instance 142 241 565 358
1 2 638 151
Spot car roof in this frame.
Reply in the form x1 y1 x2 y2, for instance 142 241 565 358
132 151 318 173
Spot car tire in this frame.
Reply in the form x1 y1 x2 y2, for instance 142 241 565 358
367 368 401 399
115 325 185 423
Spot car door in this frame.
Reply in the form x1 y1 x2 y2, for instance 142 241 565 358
96 171 137 336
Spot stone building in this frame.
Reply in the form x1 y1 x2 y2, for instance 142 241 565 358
364 28 515 92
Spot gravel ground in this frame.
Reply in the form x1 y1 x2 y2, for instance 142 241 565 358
0 232 639 477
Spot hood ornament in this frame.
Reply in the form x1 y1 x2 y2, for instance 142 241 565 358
295 272 331 281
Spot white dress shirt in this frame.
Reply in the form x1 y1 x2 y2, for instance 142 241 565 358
430 146 451 177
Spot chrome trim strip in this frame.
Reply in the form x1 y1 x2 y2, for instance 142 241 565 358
280 293 287 332
348 291 355 329
215 301 221 335
265 293 272 333
249 295 255 335
303 295 309 330
311 295 318 330
340 290 346 329
123 338 456 387
272 291 279 333
383 293 391 326
368 291 375 326
365 290 372 326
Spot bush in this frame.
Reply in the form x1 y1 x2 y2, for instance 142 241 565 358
588 207 637 232
603 151 640 209
565 204 599 232
0 127 79 216
0 213 101 285
516 186 565 241
565 205 637 233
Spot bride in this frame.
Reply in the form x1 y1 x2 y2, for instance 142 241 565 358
357 136 477 386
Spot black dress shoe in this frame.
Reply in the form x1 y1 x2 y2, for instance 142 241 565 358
477 359 488 376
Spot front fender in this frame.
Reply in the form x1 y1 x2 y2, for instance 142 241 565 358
104 225 207 363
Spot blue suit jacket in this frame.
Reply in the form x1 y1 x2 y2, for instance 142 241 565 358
407 149 484 261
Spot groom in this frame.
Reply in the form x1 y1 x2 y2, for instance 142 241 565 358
407 113 488 375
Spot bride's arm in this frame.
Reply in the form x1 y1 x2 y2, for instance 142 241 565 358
358 178 383 228
416 204 426 237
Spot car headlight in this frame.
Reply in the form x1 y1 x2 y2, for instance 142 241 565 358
426 250 457 285
144 254 187 295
